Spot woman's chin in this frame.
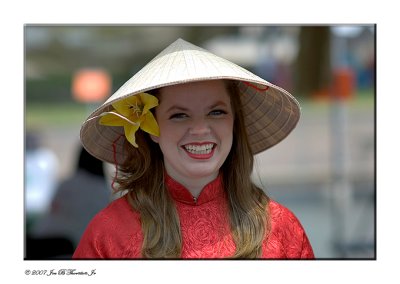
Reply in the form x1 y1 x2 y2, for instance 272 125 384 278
181 165 220 180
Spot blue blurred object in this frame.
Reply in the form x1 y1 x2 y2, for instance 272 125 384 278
26 145 112 259
25 132 59 216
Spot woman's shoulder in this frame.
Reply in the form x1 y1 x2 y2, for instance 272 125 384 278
95 195 140 222
84 195 142 237
268 199 299 223
268 199 307 234
73 195 142 259
266 199 315 259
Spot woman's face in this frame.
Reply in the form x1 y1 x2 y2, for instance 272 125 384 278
152 80 234 183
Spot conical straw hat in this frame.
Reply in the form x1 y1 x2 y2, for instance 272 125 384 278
80 38 300 165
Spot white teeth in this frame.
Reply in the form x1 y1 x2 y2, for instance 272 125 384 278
184 143 214 154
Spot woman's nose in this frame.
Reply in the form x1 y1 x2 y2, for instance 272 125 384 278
188 118 211 136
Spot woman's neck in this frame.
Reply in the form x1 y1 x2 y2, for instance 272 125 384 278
164 168 219 198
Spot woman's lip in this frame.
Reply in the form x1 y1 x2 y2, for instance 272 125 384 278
182 142 216 146
181 142 216 160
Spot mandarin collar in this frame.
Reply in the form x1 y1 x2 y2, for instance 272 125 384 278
165 174 224 206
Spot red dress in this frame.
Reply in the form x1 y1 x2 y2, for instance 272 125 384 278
73 175 314 259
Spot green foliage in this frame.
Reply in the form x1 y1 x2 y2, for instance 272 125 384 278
26 102 89 129
25 75 73 104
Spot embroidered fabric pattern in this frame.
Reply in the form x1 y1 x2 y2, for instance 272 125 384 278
165 175 235 258
73 175 314 259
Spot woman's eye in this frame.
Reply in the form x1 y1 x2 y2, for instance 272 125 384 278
169 113 188 120
209 109 227 116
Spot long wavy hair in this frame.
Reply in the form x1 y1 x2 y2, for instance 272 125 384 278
115 80 270 258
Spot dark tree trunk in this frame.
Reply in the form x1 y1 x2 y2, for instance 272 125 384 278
295 26 331 97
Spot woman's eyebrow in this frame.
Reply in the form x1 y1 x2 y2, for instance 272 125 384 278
165 105 190 113
208 101 229 109
165 101 228 113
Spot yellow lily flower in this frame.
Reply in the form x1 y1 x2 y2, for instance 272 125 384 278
99 93 160 147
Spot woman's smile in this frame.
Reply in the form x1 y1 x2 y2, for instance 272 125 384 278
182 142 217 159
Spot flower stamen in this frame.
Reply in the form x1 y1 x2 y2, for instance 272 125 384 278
128 101 143 116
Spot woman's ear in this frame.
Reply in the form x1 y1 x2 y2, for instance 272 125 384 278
150 134 159 143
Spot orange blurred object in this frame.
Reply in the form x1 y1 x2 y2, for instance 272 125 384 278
72 69 111 103
332 68 355 100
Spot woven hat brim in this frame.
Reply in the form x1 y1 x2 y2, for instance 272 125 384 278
80 39 300 165
238 81 300 154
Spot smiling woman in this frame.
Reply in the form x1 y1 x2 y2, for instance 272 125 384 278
73 38 314 259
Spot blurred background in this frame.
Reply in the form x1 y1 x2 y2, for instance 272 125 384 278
24 25 375 259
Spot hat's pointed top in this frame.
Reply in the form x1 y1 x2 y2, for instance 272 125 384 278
168 38 194 48
153 38 208 60
174 38 186 44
